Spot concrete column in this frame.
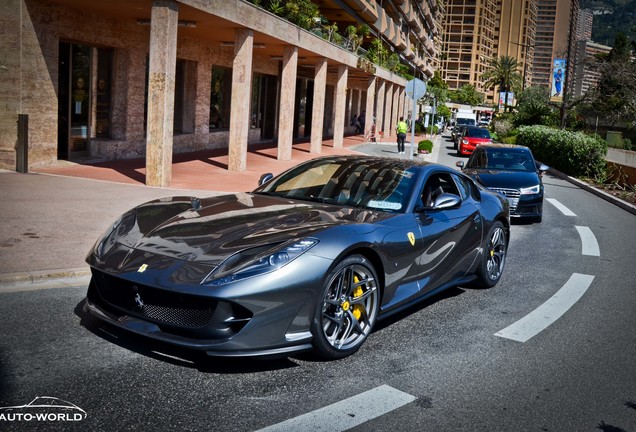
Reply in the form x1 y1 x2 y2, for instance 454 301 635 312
145 0 178 187
228 29 254 171
364 76 376 139
384 83 393 138
398 87 406 120
278 45 298 161
375 80 385 136
332 65 348 149
391 85 400 137
310 57 327 154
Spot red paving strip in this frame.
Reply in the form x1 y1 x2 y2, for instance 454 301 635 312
34 136 368 193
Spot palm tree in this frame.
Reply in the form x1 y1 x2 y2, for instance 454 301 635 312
482 56 522 112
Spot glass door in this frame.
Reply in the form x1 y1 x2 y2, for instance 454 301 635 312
58 43 90 159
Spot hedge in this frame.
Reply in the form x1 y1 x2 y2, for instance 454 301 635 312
516 125 607 178
418 139 433 152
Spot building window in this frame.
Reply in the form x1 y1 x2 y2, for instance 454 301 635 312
211 66 232 131
174 59 196 134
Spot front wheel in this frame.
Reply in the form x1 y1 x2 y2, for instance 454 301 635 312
474 221 507 288
311 255 379 360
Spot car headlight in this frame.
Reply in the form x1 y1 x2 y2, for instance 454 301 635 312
92 210 137 258
520 185 541 195
203 239 319 286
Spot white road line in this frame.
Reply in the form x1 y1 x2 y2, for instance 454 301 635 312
256 385 417 432
575 226 600 256
546 198 577 216
495 273 595 343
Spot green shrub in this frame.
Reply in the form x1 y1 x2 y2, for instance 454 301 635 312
501 135 517 144
418 139 433 152
516 125 608 178
623 138 632 151
414 121 425 134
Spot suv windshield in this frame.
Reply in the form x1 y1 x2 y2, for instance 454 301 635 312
468 149 535 171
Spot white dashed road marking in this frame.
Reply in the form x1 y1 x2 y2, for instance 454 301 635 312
256 385 417 432
547 198 577 216
575 226 600 256
495 273 595 342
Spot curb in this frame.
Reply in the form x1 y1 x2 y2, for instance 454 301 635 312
548 168 636 216
0 267 91 287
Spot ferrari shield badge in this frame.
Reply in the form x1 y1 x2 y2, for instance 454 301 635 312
137 264 148 273
407 232 415 246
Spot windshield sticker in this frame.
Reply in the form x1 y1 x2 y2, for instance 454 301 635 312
367 200 402 210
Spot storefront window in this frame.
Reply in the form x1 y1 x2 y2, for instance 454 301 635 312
95 48 112 138
210 66 231 130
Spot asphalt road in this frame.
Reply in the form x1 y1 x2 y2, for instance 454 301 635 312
1 139 635 431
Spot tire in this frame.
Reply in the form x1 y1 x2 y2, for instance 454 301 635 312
311 255 380 360
474 221 507 288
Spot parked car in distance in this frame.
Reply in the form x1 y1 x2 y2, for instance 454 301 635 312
457 126 493 156
456 144 549 223
452 125 470 149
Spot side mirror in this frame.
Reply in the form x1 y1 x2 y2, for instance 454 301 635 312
433 193 461 209
537 163 549 177
455 161 465 169
258 173 274 186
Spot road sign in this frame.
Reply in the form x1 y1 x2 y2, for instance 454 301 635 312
406 78 427 100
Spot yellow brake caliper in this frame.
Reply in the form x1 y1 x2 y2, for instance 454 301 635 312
351 275 365 321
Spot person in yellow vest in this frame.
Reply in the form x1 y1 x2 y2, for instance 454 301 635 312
395 117 408 154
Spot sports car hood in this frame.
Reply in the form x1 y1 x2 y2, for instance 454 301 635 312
110 193 388 265
465 169 540 189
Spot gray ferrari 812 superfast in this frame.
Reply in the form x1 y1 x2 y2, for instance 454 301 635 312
84 155 509 360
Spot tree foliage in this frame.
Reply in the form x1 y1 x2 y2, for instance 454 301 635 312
514 86 559 127
577 31 636 128
481 56 522 112
449 84 484 106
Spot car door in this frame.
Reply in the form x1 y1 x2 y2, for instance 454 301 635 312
414 171 483 293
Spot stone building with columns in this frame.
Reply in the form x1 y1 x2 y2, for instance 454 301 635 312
0 0 441 186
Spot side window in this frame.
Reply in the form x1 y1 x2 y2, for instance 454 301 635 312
453 174 471 200
421 172 460 207
466 148 486 168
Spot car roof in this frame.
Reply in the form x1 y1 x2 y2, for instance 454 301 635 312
475 143 531 151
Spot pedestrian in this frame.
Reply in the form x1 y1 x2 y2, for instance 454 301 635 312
351 114 361 134
395 116 408 154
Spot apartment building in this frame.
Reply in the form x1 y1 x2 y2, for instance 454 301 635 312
440 0 498 97
532 0 579 90
0 0 442 186
572 39 611 98
493 0 538 96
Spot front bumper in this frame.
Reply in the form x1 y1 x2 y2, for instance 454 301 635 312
83 253 333 357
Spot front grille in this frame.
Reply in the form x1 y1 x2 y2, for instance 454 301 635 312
92 271 217 328
488 187 520 212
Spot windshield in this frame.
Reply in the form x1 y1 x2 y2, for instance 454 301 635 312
253 157 417 213
468 149 535 171
465 128 490 138
456 118 475 126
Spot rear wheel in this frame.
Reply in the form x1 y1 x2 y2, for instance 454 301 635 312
474 221 507 288
311 255 379 360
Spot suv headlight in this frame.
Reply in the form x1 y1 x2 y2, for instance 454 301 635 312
520 185 541 195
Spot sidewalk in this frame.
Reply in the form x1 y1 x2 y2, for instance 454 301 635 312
0 134 441 287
